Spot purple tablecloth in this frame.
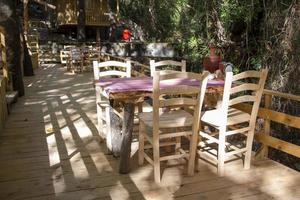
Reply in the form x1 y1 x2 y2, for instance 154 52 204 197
95 76 224 95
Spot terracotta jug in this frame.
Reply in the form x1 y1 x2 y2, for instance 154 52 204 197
203 46 222 73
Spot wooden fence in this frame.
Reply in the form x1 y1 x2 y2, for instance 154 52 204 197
234 90 300 159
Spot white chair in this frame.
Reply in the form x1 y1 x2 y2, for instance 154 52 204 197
199 69 268 176
60 50 70 66
138 70 209 183
150 60 186 77
93 60 131 151
70 48 83 73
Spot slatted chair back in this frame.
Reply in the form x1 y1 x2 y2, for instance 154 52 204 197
138 70 209 182
60 50 70 64
150 60 186 77
70 48 82 61
93 60 131 80
199 69 268 176
152 70 209 136
220 69 268 128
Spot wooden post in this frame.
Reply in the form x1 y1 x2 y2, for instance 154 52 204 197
77 0 86 42
0 0 25 96
119 102 135 174
116 0 120 22
0 27 8 88
0 77 8 131
23 0 29 35
255 93 272 159
261 94 272 158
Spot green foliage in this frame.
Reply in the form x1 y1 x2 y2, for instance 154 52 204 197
120 0 300 172
120 0 298 74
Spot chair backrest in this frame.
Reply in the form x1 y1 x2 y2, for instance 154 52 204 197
152 70 209 134
70 48 82 61
93 60 131 80
60 50 70 64
150 60 186 77
221 69 268 127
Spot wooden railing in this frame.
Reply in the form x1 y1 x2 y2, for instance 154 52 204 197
85 11 109 26
234 90 300 159
26 34 39 69
28 20 47 30
0 76 7 131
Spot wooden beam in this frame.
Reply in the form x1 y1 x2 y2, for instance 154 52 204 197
233 103 300 129
21 0 56 10
264 89 300 102
255 133 300 158
23 0 29 34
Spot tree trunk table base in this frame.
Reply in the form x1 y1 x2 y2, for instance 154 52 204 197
119 103 135 174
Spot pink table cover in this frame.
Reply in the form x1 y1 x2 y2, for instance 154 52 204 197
95 76 224 95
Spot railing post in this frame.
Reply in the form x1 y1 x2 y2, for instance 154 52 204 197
259 93 272 158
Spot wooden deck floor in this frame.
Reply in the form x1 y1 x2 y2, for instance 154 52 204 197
0 64 299 200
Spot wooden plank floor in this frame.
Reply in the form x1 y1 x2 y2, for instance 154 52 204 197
0 64 299 200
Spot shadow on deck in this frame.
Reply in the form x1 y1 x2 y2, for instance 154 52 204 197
0 64 299 200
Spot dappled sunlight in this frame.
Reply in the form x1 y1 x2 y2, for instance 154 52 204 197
60 126 77 156
72 118 94 142
55 111 68 128
109 181 131 200
52 167 67 194
46 133 61 167
85 140 114 174
70 152 90 179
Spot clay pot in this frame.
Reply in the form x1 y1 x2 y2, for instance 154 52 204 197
203 46 222 73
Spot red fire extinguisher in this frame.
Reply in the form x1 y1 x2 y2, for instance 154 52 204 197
122 28 130 41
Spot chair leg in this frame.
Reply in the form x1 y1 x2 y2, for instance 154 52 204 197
244 130 255 169
138 121 145 165
71 62 75 74
187 131 198 176
95 87 105 138
175 136 181 154
218 129 226 176
153 138 161 183
105 106 112 152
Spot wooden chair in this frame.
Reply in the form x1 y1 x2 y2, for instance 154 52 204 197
70 48 83 73
93 60 131 151
60 50 70 66
150 60 186 77
138 70 209 183
199 69 268 176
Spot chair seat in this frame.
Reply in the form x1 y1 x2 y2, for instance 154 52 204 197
139 109 193 128
201 107 250 127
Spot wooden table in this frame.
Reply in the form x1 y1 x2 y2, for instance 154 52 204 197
95 76 224 174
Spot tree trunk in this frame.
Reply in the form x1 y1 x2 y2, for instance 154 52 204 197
21 0 34 76
77 0 85 42
0 0 25 96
